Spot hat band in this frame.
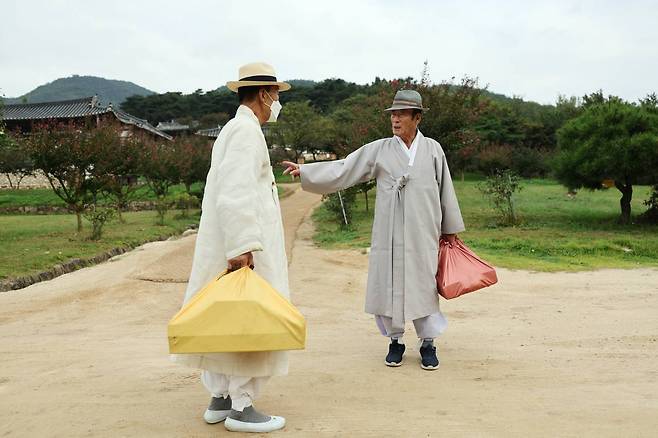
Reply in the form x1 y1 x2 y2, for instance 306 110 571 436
239 75 278 82
392 99 421 107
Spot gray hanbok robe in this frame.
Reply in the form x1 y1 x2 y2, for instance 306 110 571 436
300 131 465 331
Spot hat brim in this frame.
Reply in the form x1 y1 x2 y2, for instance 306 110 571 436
384 105 429 112
226 80 291 92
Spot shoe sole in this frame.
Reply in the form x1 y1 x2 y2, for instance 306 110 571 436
204 409 231 424
224 416 285 433
420 363 440 370
385 360 403 367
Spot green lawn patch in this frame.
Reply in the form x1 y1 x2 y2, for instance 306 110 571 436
312 179 658 272
0 183 204 210
0 210 200 280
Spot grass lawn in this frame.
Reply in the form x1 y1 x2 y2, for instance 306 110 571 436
0 183 299 280
0 210 200 280
0 183 204 210
312 179 658 272
0 177 298 210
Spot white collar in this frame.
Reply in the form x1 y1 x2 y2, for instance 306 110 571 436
394 130 421 166
237 104 260 125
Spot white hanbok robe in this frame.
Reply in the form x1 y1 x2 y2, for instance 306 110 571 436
171 105 290 377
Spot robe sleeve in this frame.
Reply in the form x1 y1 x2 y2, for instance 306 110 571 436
215 128 264 260
437 150 466 234
299 140 379 194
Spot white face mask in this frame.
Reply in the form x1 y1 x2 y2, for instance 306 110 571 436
265 91 282 122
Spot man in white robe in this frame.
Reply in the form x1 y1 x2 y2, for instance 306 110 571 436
172 62 291 433
283 90 465 370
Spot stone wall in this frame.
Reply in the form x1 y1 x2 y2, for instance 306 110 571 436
0 171 52 189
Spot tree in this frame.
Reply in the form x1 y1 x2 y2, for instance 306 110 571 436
304 78 366 113
268 101 325 162
554 97 658 224
640 93 658 114
122 90 239 126
173 135 212 212
329 90 390 158
23 121 107 232
140 136 180 225
93 123 147 223
1 128 34 189
1 99 34 188
198 112 230 129
450 139 479 181
418 76 486 175
474 101 525 146
356 180 377 212
172 134 212 195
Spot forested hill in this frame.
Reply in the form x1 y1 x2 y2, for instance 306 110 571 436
120 77 556 131
2 75 155 106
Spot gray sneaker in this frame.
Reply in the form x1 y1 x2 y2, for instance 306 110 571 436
225 406 286 433
203 396 232 424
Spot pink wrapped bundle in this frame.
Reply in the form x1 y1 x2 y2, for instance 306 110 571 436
436 238 498 299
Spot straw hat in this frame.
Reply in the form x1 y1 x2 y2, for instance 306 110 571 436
384 89 429 112
226 62 291 92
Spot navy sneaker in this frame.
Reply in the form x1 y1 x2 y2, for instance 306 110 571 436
385 339 405 367
420 343 440 370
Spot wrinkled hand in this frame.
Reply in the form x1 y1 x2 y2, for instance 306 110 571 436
441 234 458 245
227 252 254 272
282 161 301 178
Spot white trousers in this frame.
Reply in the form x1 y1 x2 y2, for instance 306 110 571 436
375 312 448 340
201 371 269 412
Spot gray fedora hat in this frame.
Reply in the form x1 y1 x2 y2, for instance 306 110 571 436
384 89 429 112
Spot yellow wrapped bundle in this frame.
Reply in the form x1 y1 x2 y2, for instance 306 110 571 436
168 267 306 353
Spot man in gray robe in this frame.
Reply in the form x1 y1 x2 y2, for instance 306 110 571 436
283 89 465 370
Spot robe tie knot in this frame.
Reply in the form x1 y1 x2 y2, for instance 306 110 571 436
393 174 409 192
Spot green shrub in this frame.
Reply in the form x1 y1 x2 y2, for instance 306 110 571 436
478 169 523 226
155 196 173 226
640 185 658 224
323 186 359 228
173 192 199 218
83 205 116 240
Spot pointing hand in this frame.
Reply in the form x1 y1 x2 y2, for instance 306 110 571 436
282 161 301 178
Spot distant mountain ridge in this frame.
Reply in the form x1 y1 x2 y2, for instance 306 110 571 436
2 75 155 107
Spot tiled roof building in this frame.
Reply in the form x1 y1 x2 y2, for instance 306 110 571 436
1 96 172 140
195 125 223 138
156 120 191 133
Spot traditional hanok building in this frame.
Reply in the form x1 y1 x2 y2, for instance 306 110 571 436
194 124 273 139
195 125 223 138
155 120 194 138
1 96 172 140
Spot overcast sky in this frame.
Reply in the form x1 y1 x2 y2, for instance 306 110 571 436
1 0 656 104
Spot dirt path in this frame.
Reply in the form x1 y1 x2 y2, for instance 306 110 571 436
1 188 657 437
